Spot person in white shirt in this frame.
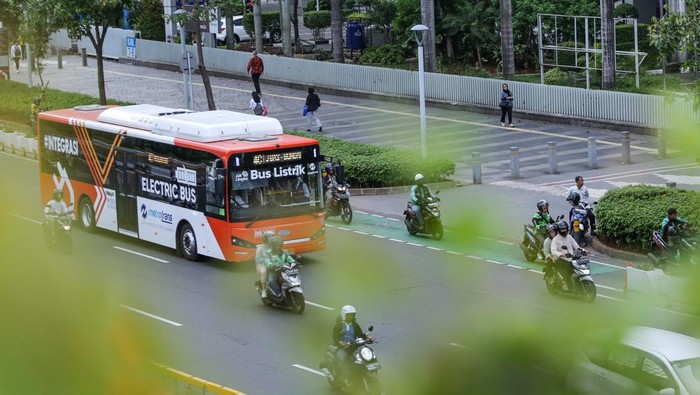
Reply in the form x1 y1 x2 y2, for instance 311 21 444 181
566 175 597 236
44 189 70 240
10 42 22 72
550 220 580 290
250 91 265 116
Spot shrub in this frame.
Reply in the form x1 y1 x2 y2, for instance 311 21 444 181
544 67 569 86
288 131 455 187
556 41 586 68
615 24 660 69
613 3 639 19
242 12 281 39
359 44 407 66
305 0 330 12
596 185 700 252
303 11 331 30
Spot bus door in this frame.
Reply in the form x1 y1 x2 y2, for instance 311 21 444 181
115 150 139 234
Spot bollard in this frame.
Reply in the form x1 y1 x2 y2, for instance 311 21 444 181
621 131 631 164
472 152 482 185
81 48 87 66
548 141 558 174
57 53 63 69
510 147 520 179
587 137 598 169
657 129 667 159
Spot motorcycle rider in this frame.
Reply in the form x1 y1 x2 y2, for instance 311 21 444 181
264 235 296 297
323 163 338 208
567 176 597 236
410 174 434 230
256 230 276 298
542 223 558 265
661 208 690 259
332 305 371 385
44 189 70 240
532 200 554 248
550 220 580 291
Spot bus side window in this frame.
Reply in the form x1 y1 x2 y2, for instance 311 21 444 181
206 159 225 205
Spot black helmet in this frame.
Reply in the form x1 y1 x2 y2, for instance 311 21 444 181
546 223 557 234
557 220 569 236
536 199 549 212
325 163 334 173
567 192 581 206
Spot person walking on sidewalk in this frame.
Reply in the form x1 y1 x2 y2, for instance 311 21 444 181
246 51 264 94
249 91 267 116
305 87 322 132
499 83 514 127
11 41 22 73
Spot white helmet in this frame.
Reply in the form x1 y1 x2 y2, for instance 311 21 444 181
262 230 275 243
414 174 424 182
341 305 356 321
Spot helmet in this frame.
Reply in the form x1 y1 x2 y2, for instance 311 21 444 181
325 163 334 173
415 174 424 184
567 192 581 206
536 199 549 212
545 223 557 234
262 230 275 243
557 220 569 236
33 97 41 104
268 235 283 250
52 189 63 200
341 305 356 321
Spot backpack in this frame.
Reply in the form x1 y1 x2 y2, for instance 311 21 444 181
254 102 263 115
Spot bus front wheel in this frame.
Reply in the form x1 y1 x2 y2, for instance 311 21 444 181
79 197 96 232
179 223 199 261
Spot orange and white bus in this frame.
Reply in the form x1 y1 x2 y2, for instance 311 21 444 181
38 104 326 262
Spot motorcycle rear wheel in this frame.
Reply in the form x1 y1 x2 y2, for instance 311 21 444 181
362 371 381 395
522 243 537 262
544 273 559 295
432 222 444 241
340 201 353 224
406 219 418 235
291 292 305 314
581 280 597 302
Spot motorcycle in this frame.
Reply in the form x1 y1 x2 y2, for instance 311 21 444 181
320 326 381 395
648 225 698 266
404 192 443 240
43 214 73 253
254 260 305 314
325 181 353 225
520 214 564 262
569 202 596 246
543 246 596 302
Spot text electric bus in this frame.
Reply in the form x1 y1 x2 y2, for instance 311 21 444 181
37 104 326 262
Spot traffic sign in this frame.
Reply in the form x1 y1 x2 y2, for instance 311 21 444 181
126 36 136 59
179 50 197 73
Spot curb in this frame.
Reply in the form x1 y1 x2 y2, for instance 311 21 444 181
349 180 461 196
590 237 648 263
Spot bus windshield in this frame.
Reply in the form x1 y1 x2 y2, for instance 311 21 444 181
228 148 323 222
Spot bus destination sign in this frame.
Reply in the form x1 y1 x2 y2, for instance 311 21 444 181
252 150 303 166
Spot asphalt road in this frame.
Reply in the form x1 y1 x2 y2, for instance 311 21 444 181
3 151 699 394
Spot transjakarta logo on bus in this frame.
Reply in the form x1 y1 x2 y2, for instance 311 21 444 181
44 135 79 156
140 203 173 224
141 176 197 204
250 164 306 180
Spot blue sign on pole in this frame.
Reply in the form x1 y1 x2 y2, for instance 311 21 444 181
126 37 136 58
123 9 130 30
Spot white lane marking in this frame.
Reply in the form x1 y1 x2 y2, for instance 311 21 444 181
650 305 697 318
371 214 384 218
337 227 350 231
597 284 624 293
120 304 183 327
407 242 423 247
590 260 626 270
386 217 401 222
113 246 170 263
427 246 443 251
371 234 387 239
448 342 469 350
528 269 542 274
497 240 516 246
353 231 369 235
355 210 368 214
507 264 525 269
486 259 505 265
597 294 627 303
292 364 326 377
6 212 43 224
466 255 483 260
306 301 335 311
388 238 405 243
0 150 38 162
445 250 462 255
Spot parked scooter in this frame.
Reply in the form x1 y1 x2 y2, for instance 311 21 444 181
255 260 305 314
648 225 698 266
543 246 596 302
43 214 73 253
404 192 443 240
520 214 564 262
320 326 381 395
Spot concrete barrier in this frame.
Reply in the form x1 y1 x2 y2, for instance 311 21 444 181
0 130 39 158
151 363 246 395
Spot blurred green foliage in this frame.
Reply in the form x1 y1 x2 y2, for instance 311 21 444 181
359 44 408 66
302 10 331 30
289 130 455 187
596 185 700 251
242 11 280 40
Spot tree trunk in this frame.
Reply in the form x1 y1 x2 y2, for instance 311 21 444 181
420 0 437 72
281 0 292 56
254 1 263 53
331 0 344 63
600 0 616 89
194 5 216 110
91 25 108 105
292 0 300 53
226 15 235 50
500 0 515 79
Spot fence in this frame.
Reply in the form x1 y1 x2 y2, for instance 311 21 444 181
48 28 699 130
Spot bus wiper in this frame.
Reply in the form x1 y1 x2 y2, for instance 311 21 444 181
246 213 263 228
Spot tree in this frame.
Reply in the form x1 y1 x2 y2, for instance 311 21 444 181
442 0 498 69
214 0 244 50
330 0 344 62
600 0 615 89
130 0 166 41
60 0 132 105
500 0 515 78
420 0 437 72
187 2 217 110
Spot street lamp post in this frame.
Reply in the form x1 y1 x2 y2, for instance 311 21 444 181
411 24 429 160
174 9 192 110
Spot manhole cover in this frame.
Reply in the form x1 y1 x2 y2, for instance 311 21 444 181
329 120 356 127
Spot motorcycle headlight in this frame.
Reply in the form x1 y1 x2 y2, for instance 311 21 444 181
360 347 374 361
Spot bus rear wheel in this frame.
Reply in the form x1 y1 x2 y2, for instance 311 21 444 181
79 197 96 232
179 223 199 261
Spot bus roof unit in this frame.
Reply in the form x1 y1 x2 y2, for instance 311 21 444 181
97 105 284 142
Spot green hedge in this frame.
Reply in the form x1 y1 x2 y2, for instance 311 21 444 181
0 80 130 134
303 11 331 30
597 185 700 252
288 131 455 187
242 12 281 39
